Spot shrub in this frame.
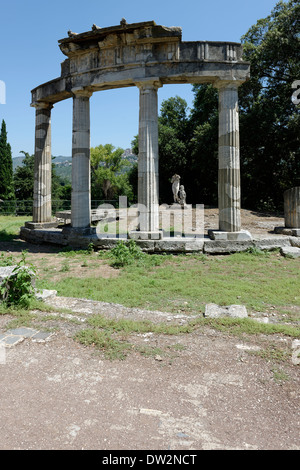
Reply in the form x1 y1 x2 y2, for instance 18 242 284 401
0 251 36 308
109 240 144 267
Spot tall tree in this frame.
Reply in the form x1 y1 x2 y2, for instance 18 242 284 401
158 96 191 203
0 120 14 200
188 84 218 205
13 151 34 200
90 144 134 202
239 0 300 211
14 151 64 201
155 0 300 211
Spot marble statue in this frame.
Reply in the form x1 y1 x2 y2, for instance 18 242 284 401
179 185 186 206
171 174 181 203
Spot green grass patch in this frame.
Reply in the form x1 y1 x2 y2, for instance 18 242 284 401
74 328 132 360
40 249 300 317
74 314 299 361
0 215 29 241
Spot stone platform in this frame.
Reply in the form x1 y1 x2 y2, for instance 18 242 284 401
19 224 299 255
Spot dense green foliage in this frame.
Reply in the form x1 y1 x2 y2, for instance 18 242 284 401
13 151 68 201
0 251 36 309
90 144 134 202
13 151 35 200
239 0 300 211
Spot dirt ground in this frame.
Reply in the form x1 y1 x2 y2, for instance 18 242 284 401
0 208 299 451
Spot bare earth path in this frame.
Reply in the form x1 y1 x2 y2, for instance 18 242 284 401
0 209 299 450
0 317 299 450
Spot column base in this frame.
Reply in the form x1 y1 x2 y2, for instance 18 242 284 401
274 227 300 237
25 221 59 230
208 229 252 241
129 230 163 241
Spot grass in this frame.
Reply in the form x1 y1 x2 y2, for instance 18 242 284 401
38 248 300 318
0 215 29 241
0 216 299 360
74 314 299 360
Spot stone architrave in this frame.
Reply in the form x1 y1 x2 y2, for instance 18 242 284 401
136 79 162 236
71 88 93 229
32 102 53 224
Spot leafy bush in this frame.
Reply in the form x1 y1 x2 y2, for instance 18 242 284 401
109 240 144 267
0 251 36 308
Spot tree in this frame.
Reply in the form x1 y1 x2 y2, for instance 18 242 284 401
0 120 14 200
13 151 34 200
132 92 218 205
14 151 65 201
188 84 219 204
90 144 134 202
158 96 192 203
239 0 300 211
155 0 300 211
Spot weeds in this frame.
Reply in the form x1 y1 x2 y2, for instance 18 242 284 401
60 260 70 272
0 251 36 309
0 252 16 266
74 328 132 360
109 240 144 267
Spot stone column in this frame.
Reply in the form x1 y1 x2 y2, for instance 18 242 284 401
132 79 162 240
71 88 93 230
210 81 251 240
32 102 53 224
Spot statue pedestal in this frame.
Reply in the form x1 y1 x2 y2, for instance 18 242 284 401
168 203 192 210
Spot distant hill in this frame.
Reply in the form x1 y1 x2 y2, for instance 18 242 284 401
13 149 137 183
12 156 27 172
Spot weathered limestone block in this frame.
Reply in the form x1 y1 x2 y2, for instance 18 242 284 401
204 304 248 318
280 246 300 259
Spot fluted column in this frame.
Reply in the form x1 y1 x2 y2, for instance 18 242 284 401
136 79 162 235
32 102 53 223
71 88 92 229
217 82 241 232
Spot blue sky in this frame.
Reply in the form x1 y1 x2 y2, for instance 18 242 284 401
0 0 281 158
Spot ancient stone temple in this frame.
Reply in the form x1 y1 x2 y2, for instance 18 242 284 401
22 19 252 248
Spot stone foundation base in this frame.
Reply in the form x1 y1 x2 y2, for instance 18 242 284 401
129 230 163 240
62 226 96 236
274 226 300 237
208 229 252 241
20 225 295 254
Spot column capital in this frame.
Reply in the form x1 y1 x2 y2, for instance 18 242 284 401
135 78 163 92
71 87 93 98
31 101 54 110
213 79 244 90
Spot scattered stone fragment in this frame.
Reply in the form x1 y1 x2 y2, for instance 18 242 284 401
154 355 163 361
280 246 300 258
0 327 54 348
35 289 57 301
204 303 248 318
7 327 37 338
31 331 54 342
